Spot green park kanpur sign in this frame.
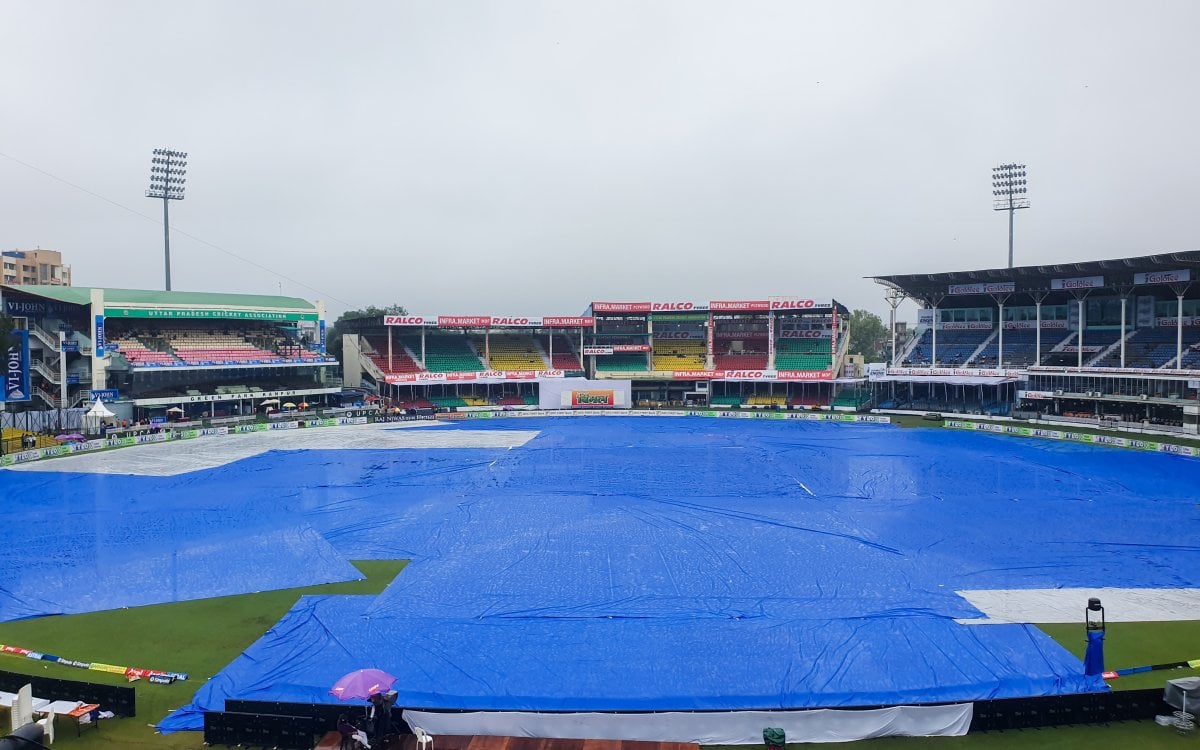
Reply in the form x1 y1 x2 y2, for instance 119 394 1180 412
105 308 319 322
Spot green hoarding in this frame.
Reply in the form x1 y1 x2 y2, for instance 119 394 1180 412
105 307 318 322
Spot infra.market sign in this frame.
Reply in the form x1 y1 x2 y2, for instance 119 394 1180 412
105 307 319 322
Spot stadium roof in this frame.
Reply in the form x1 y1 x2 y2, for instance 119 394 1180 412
871 251 1200 303
1 285 316 312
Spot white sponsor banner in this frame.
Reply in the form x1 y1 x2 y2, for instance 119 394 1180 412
540 378 632 410
582 346 613 356
1003 320 1069 329
655 331 700 339
1018 390 1056 400
1050 275 1105 290
866 362 888 381
887 367 1023 377
780 330 826 338
1134 269 1191 285
768 297 831 310
940 321 993 330
1157 316 1200 327
489 316 544 327
948 282 1016 295
917 309 935 327
384 315 432 326
384 370 566 384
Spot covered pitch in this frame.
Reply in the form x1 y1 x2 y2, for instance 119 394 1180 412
3 417 1198 736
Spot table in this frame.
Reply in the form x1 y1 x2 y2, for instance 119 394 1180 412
67 703 102 737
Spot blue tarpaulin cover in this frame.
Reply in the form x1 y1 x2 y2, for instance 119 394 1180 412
6 417 1198 729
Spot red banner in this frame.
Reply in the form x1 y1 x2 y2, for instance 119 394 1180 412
776 370 834 381
613 344 651 352
593 302 652 313
437 316 491 327
709 300 770 311
544 316 595 327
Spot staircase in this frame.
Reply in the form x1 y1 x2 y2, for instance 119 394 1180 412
1086 331 1132 367
965 329 999 366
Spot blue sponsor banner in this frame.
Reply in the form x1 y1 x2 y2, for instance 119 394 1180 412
2 329 31 402
89 389 119 401
94 315 105 357
66 374 81 385
62 339 80 353
319 320 327 354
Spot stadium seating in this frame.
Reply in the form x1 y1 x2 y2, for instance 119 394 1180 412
651 340 706 370
478 335 547 371
709 395 743 406
775 338 831 370
746 394 786 406
403 336 485 372
1180 346 1200 369
547 336 583 371
832 388 871 408
594 353 649 371
972 329 1073 367
363 336 423 374
110 337 181 366
1090 328 1176 368
714 352 768 370
903 329 991 366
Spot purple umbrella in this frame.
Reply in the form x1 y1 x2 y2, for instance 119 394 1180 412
329 669 396 701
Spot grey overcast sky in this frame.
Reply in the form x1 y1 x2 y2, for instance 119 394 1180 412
2 1 1198 320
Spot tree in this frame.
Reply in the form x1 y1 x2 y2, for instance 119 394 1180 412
847 309 888 362
0 313 18 357
326 304 408 360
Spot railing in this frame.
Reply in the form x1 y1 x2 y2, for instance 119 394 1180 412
33 386 60 408
31 358 60 384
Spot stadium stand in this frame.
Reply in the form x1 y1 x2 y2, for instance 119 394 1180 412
714 351 769 370
110 336 180 366
746 393 786 407
775 338 832 370
547 335 583 371
972 328 1073 367
167 329 281 365
476 334 547 371
362 335 423 374
832 387 872 409
903 328 991 366
651 340 706 370
594 353 649 371
709 394 743 407
402 335 484 372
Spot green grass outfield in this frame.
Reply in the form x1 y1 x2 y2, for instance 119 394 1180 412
2 418 1198 748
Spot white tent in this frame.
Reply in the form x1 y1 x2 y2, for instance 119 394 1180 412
85 398 115 419
84 398 116 434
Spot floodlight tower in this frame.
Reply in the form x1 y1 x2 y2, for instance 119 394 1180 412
992 163 1029 268
146 149 188 291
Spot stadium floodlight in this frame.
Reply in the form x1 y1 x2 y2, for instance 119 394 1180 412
146 148 188 291
992 163 1029 269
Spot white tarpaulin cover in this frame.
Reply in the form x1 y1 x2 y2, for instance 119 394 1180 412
403 704 973 744
956 588 1200 624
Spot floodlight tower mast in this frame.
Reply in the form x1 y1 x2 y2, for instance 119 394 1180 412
992 163 1029 268
146 149 188 291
